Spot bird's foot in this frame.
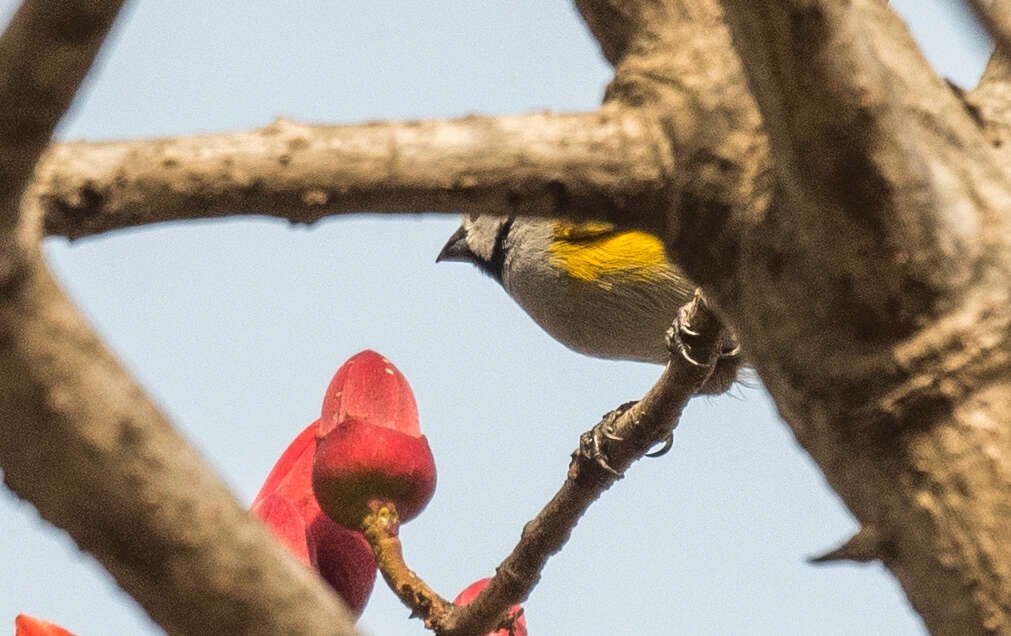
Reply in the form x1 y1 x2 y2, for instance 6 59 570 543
576 400 636 477
665 290 744 395
665 290 712 366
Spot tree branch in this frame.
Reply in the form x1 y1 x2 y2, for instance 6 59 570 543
0 2 360 634
440 294 726 636
702 1 1011 633
0 0 122 231
570 1 1011 634
968 1 1011 149
968 0 1011 62
369 294 727 636
717 0 995 329
574 0 725 68
6 0 1009 633
34 109 667 240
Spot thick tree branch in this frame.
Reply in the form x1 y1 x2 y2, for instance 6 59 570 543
574 0 724 68
0 2 359 634
0 0 122 231
969 53 1011 148
717 0 997 334
969 2 1011 149
34 109 667 239
968 0 1011 62
699 1 1011 634
569 1 1011 634
0 0 127 289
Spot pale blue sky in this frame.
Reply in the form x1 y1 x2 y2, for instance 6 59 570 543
0 2 990 635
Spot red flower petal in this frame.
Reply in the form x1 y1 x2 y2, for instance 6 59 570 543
319 350 420 438
251 494 313 567
253 422 316 509
308 514 377 615
253 420 378 615
15 615 75 636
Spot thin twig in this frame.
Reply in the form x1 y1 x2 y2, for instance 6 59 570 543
362 295 726 634
361 503 455 627
435 294 727 636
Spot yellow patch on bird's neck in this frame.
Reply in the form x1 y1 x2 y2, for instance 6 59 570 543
549 222 667 281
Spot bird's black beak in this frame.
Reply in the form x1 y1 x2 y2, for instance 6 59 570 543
436 226 475 263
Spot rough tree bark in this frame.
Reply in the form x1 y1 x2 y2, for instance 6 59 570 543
714 4 1011 634
3 1 1009 635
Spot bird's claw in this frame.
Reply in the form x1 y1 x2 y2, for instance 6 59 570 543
720 342 742 359
676 342 706 366
666 290 740 369
601 427 624 442
667 299 707 364
576 401 637 478
579 427 623 477
645 432 675 457
678 324 701 337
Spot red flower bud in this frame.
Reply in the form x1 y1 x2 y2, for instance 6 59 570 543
319 350 420 437
253 420 377 615
313 351 436 529
453 579 528 636
15 615 75 636
313 418 436 528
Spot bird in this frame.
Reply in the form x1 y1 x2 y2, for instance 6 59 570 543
437 215 741 394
